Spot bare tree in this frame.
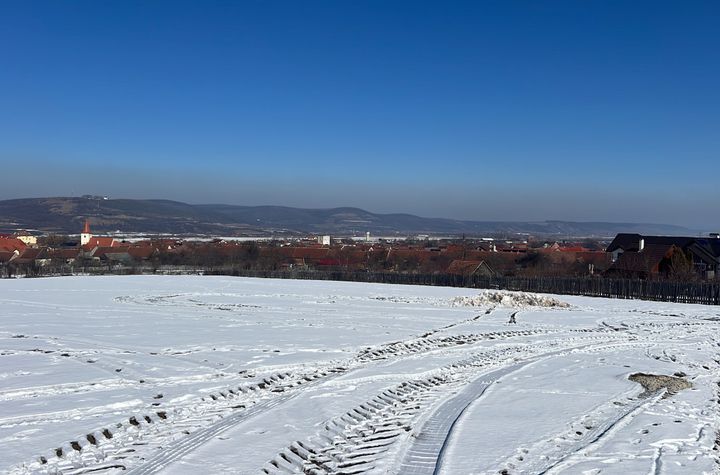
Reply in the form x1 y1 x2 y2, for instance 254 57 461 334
666 249 697 281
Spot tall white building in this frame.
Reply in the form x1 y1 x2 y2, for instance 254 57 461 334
80 220 92 246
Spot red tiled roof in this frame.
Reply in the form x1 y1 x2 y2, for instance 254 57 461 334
82 237 115 251
18 248 44 260
128 246 156 259
0 251 16 263
92 246 130 258
0 237 27 252
47 248 81 259
10 248 48 265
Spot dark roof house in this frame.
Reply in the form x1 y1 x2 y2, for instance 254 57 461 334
606 234 720 279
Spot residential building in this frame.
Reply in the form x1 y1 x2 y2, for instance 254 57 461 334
606 233 720 279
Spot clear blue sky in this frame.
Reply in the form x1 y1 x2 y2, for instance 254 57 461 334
1 1 718 228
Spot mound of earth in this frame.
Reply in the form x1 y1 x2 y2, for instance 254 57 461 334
451 290 570 309
629 373 692 398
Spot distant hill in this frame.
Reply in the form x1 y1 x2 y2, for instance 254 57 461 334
0 197 699 238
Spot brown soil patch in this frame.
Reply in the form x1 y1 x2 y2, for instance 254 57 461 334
629 373 691 398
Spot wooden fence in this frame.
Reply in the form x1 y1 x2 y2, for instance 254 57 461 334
215 269 720 305
3 263 719 305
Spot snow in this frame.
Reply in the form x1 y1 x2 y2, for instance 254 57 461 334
451 289 571 308
0 276 718 474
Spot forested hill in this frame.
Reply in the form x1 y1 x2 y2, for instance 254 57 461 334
0 197 697 237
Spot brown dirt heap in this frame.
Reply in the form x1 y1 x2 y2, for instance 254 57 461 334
629 373 691 398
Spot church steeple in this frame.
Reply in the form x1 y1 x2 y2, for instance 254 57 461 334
81 219 92 246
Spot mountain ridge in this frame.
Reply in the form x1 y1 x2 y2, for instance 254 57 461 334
0 197 699 238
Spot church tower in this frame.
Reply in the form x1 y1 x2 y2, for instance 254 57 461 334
80 220 92 246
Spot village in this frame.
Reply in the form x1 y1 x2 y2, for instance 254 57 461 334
1 219 719 282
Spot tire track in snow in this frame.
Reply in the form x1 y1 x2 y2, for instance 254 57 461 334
399 364 526 475
260 337 632 475
13 368 346 475
400 342 642 475
538 390 664 475
126 389 312 475
12 312 617 474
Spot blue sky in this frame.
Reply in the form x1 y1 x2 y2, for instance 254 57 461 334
1 1 718 228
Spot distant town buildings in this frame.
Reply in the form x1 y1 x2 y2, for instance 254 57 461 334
1 222 719 282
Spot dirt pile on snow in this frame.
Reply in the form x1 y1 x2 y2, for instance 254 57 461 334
451 290 570 309
629 373 692 398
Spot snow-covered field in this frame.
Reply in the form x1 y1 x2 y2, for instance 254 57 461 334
1 276 718 474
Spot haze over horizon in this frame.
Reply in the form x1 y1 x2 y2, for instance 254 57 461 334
1 1 718 229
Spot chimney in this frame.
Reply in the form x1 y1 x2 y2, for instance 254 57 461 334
638 238 645 252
